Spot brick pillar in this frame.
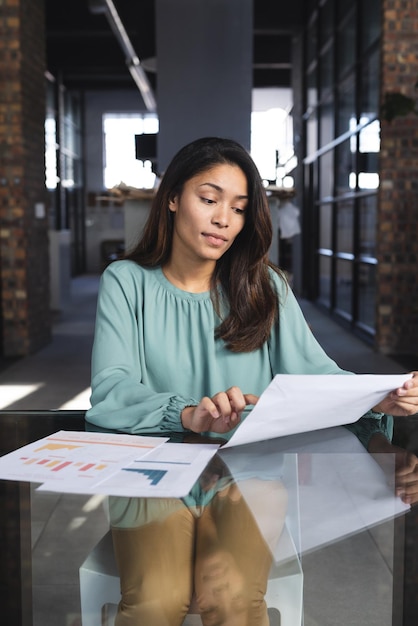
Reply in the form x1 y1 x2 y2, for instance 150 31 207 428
0 0 51 356
377 0 418 357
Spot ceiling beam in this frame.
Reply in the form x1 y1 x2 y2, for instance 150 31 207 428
88 0 157 111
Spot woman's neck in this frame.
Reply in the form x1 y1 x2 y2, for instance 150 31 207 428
162 260 215 293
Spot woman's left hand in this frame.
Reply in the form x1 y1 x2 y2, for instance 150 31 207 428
393 449 418 505
369 434 418 505
373 371 418 417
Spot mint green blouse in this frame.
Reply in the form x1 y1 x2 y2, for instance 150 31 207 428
85 260 392 448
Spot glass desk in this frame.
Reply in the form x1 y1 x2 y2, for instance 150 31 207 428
1 410 417 626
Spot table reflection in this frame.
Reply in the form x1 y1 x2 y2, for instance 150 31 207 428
110 471 286 625
81 425 405 626
0 412 414 626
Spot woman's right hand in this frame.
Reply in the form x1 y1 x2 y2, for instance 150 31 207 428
181 387 258 434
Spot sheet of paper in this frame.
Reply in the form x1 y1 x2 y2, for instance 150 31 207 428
224 373 412 447
220 427 409 559
38 442 219 498
0 430 167 487
287 428 409 553
298 450 409 555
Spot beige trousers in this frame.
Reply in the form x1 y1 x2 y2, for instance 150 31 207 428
111 480 287 626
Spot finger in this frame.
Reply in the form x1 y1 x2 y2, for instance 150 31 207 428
397 479 418 499
403 372 417 389
394 387 418 399
226 386 247 413
199 396 220 419
396 464 418 483
244 393 259 406
212 391 234 418
225 411 241 428
404 371 417 385
405 372 418 386
396 453 418 476
385 391 418 414
395 468 418 485
403 480 418 496
396 465 418 480
394 375 418 395
392 401 418 416
396 481 418 504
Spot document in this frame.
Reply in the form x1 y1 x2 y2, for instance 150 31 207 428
224 373 412 447
0 430 167 487
220 427 409 559
71 442 220 499
0 430 219 498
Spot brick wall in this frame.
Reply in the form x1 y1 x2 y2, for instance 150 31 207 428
377 0 418 356
0 0 51 356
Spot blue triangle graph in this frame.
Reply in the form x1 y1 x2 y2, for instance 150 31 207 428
122 467 167 485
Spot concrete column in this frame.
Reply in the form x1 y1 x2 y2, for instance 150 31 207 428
156 0 253 171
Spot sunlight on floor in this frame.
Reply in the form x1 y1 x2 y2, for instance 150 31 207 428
58 388 92 410
0 384 44 409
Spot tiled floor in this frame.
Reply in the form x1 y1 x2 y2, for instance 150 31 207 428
1 274 409 625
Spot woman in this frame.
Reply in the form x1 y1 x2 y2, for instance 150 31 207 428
86 137 418 624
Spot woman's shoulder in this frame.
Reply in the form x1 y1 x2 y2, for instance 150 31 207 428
103 259 156 279
267 264 289 295
101 259 160 291
103 261 211 303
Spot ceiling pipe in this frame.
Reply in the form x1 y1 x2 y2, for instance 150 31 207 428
88 0 157 111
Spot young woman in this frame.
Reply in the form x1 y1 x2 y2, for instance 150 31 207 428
86 137 418 625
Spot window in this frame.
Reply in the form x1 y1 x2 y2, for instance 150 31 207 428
251 88 294 186
251 107 294 185
303 0 381 337
103 114 159 189
45 116 58 190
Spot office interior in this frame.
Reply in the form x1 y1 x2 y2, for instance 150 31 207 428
1 1 418 625
1 0 417 365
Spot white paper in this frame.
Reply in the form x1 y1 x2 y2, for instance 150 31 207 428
224 373 412 447
289 428 409 553
298 449 409 555
220 427 409 558
0 429 219 498
69 442 219 498
0 430 167 487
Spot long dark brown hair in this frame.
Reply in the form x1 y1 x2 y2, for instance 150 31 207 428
125 136 285 352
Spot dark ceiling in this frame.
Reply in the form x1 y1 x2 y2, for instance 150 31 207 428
45 0 304 95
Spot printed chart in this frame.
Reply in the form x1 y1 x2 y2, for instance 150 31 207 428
0 430 219 498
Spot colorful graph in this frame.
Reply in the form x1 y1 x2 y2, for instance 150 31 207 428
35 443 82 452
122 468 167 485
20 456 108 473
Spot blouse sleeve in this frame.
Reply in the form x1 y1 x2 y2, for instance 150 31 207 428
85 264 198 434
344 411 393 449
268 272 394 449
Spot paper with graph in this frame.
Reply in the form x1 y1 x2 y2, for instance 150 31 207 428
0 430 219 498
78 442 220 498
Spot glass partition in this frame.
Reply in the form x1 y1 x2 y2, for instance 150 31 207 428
358 262 377 330
302 0 380 336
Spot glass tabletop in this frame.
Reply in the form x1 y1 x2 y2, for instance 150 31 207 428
1 410 417 626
